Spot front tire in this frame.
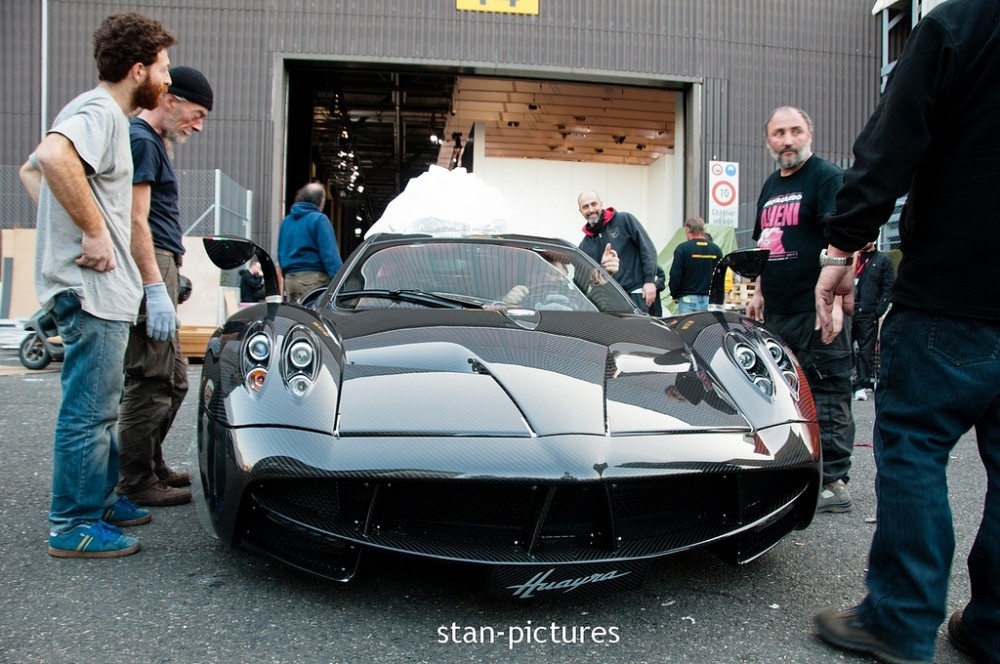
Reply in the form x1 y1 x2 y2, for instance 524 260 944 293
18 334 52 370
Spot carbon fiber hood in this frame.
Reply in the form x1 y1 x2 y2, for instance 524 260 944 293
335 309 748 437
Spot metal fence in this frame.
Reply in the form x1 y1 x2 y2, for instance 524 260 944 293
0 165 37 230
179 169 253 239
1 166 252 238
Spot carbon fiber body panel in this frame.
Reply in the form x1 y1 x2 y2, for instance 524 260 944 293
195 235 821 593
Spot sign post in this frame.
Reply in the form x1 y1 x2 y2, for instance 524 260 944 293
708 161 739 228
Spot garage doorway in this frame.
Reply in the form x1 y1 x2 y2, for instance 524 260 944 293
282 62 686 256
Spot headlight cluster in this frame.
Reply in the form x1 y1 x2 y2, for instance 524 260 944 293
242 323 321 397
763 337 800 395
244 326 272 392
725 332 800 399
281 327 321 397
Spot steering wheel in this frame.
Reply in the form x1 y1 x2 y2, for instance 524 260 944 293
521 282 578 311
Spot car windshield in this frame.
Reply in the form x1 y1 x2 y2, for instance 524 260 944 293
333 240 635 313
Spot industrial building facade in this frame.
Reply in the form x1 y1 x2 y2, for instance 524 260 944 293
2 1 884 255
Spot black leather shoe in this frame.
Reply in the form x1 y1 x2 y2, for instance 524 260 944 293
948 610 998 663
814 607 931 664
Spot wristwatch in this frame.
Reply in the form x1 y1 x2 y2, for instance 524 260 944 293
819 249 853 267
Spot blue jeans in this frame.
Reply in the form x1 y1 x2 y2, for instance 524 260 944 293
48 291 130 534
677 294 709 314
858 306 1000 660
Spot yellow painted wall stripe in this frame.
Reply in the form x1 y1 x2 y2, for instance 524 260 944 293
456 0 539 15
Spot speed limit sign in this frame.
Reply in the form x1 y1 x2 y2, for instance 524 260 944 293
712 180 736 206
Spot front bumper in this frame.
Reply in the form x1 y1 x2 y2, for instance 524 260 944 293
198 414 820 582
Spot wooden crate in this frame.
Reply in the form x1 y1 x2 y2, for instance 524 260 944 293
178 325 217 361
725 281 756 311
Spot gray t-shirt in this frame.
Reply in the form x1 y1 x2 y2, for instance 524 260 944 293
33 86 142 322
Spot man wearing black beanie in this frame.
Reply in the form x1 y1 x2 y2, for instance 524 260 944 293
117 66 214 507
163 65 214 113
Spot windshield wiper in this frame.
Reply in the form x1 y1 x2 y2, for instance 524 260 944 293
335 289 486 309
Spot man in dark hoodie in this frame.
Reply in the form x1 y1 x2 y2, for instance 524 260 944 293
577 190 659 313
277 182 342 302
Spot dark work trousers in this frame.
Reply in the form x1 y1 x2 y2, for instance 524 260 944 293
117 252 189 493
283 270 330 303
852 314 879 390
629 291 663 316
765 309 855 485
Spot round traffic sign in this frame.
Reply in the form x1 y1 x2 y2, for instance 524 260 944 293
711 180 736 206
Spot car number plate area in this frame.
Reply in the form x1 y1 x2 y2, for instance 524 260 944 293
484 560 648 600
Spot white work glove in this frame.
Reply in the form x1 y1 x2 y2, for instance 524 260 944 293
144 282 177 342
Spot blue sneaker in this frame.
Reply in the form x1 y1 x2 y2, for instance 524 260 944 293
102 495 152 527
48 521 141 558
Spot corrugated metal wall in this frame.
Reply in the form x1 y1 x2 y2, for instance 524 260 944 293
1 1 43 163
3 0 880 247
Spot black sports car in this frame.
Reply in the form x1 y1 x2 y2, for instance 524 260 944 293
196 233 820 599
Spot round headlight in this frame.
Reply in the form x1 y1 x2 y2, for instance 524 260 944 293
288 340 314 369
765 340 785 362
246 367 268 392
247 333 271 362
734 344 757 370
753 375 774 396
289 375 310 397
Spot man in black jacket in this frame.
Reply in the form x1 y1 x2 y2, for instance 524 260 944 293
577 190 659 313
814 1 1000 662
850 242 894 401
239 257 265 303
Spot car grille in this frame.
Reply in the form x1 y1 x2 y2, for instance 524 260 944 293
240 469 814 570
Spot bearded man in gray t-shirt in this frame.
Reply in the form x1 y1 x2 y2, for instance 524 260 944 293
18 12 176 559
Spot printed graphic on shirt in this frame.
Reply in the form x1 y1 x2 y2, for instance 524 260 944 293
691 241 720 261
757 193 802 261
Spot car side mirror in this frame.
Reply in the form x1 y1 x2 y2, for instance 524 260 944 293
203 236 282 302
708 248 770 310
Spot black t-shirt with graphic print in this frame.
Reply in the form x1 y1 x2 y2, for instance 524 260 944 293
752 155 842 314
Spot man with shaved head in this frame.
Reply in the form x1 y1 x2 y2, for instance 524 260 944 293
577 190 659 313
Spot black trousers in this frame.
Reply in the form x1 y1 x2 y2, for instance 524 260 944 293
851 314 879 389
765 310 855 485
